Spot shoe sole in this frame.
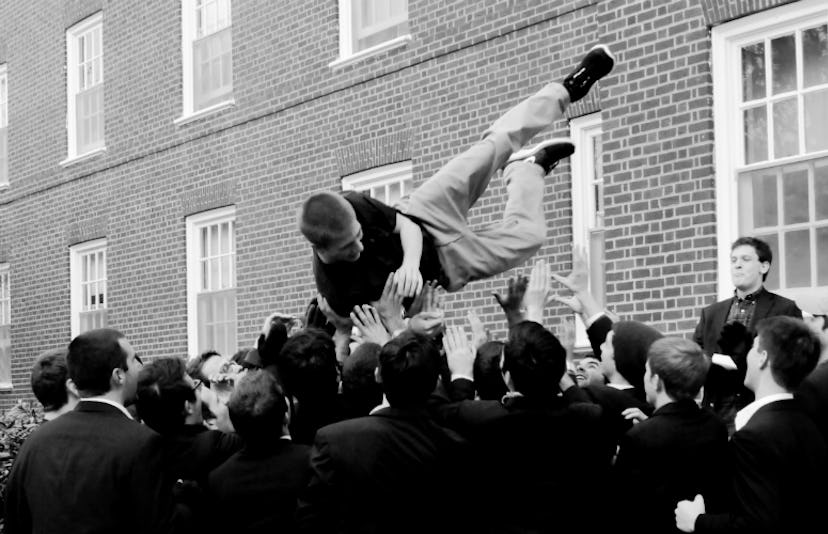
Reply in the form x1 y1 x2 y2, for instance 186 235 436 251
508 138 575 164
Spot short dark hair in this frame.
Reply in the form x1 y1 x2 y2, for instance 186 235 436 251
298 192 357 248
135 357 194 435
473 341 507 401
647 337 710 401
67 328 127 397
30 348 70 412
228 370 288 443
276 328 338 402
341 342 383 416
186 350 221 385
503 321 566 399
732 236 773 282
755 316 821 390
379 331 440 409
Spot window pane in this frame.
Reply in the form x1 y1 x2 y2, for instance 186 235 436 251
388 182 401 205
816 160 828 221
743 170 778 227
782 167 809 225
771 34 796 94
744 106 768 163
756 233 780 290
784 229 811 287
818 227 828 286
804 89 828 153
772 98 798 158
210 258 220 291
742 42 766 101
803 25 828 88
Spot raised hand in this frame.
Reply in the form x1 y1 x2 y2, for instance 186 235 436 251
442 325 474 378
466 309 490 350
524 258 552 323
350 304 391 346
317 294 353 332
374 273 406 333
493 275 528 328
393 262 423 299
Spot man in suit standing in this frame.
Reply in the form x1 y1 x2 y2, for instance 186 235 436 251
4 328 176 534
675 316 827 533
295 331 468 534
693 237 801 431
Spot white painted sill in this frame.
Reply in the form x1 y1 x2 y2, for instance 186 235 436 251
174 99 236 126
329 35 412 71
59 146 107 168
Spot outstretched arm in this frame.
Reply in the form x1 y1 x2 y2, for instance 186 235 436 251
394 213 424 298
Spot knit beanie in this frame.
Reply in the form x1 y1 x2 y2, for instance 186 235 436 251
612 321 663 392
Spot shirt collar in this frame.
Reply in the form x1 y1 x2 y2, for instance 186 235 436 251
733 286 764 302
80 397 134 420
734 392 793 431
369 397 391 415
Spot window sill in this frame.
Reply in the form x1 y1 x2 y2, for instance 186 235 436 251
59 147 107 168
0 383 13 392
0 183 8 192
174 99 236 126
329 34 412 71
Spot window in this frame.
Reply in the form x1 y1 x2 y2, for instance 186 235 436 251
334 0 410 64
713 1 828 312
180 0 233 118
0 264 10 389
65 13 104 161
341 161 414 207
0 64 7 187
186 207 237 358
70 239 108 337
570 114 606 348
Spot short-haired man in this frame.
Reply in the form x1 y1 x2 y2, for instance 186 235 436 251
300 46 616 326
614 338 728 534
295 331 469 534
29 347 78 421
675 316 827 533
694 237 802 431
4 328 176 533
206 371 311 533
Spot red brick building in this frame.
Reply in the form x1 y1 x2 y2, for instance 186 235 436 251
0 0 825 408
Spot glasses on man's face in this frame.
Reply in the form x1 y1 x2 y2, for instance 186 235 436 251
134 354 144 367
191 379 203 392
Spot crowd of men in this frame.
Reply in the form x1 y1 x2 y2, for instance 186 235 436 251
2 44 828 534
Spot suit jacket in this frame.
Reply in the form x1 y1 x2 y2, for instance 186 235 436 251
796 361 828 447
693 289 801 356
4 401 175 534
295 407 469 534
206 440 311 534
614 399 729 534
165 424 244 483
695 399 828 534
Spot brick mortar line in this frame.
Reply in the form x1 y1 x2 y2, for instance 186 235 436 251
0 1 597 208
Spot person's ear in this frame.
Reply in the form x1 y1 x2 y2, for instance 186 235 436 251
654 374 665 394
184 399 196 416
374 366 382 384
758 349 769 370
759 261 770 276
65 378 80 400
111 367 126 387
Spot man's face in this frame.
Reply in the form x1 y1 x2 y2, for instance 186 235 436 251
201 354 243 383
730 245 769 293
315 220 364 264
743 335 764 392
599 331 616 377
643 360 658 405
183 373 204 422
575 356 605 387
118 338 143 405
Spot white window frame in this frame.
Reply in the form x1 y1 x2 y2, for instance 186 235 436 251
62 12 105 165
69 239 108 339
330 0 412 69
570 113 606 349
712 0 828 313
0 63 8 188
185 206 237 358
341 161 414 208
177 0 234 124
0 263 11 389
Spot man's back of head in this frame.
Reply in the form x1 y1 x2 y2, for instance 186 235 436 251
67 328 129 398
136 356 198 435
646 337 710 404
751 316 821 392
228 370 288 445
504 321 566 400
298 192 357 248
31 347 74 417
276 328 339 403
378 331 440 409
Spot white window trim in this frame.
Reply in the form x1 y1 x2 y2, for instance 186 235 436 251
341 161 412 191
178 0 234 123
712 0 828 310
0 63 8 190
330 0 411 70
570 113 604 349
63 12 104 163
0 262 11 390
69 238 107 339
185 205 236 358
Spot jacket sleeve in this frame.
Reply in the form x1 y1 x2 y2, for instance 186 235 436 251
694 307 707 351
3 445 33 534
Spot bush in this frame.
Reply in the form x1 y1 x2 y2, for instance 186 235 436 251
0 401 43 533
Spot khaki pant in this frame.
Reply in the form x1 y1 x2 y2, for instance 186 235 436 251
402 82 571 291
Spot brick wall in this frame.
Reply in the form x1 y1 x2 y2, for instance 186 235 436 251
0 0 800 408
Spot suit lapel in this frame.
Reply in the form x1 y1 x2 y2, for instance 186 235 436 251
750 290 774 329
